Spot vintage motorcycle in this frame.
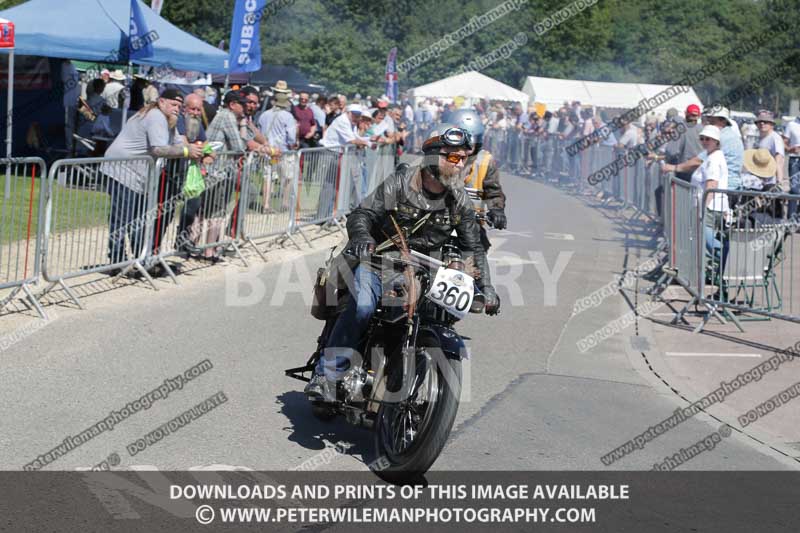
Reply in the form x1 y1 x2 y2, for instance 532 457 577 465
286 233 489 483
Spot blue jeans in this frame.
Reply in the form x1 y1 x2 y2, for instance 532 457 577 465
108 179 146 264
542 138 554 176
704 209 728 273
316 265 383 379
788 157 800 217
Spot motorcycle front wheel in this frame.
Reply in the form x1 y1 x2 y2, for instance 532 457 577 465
372 347 462 483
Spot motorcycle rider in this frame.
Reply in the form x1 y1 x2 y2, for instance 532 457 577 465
450 109 507 249
305 125 501 400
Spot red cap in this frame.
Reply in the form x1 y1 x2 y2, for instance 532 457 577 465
686 104 701 116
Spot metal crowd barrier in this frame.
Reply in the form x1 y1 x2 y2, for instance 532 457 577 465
149 152 249 277
0 140 405 316
0 157 47 317
238 150 299 258
697 188 800 331
41 157 155 308
656 176 733 329
291 146 345 245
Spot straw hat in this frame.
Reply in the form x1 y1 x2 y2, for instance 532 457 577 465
109 69 126 81
743 148 777 179
271 80 290 94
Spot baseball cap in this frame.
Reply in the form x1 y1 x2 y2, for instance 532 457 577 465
223 90 247 106
347 103 363 115
686 104 701 116
160 88 184 102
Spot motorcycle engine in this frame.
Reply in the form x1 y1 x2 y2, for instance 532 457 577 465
340 367 374 403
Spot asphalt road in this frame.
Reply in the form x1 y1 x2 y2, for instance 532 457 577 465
0 171 796 474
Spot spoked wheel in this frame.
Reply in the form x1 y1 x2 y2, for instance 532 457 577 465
372 347 462 483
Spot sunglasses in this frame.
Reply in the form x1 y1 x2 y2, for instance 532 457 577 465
755 121 771 125
440 152 468 163
699 136 716 142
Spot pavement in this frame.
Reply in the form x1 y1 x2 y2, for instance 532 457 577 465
0 170 797 476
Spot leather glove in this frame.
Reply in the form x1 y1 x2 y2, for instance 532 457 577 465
487 209 507 230
482 286 501 316
349 239 376 259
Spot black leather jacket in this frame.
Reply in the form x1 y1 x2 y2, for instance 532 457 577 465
346 164 493 291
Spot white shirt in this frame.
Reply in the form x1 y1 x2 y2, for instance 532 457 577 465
102 81 125 109
691 149 729 212
783 119 800 153
321 113 367 147
372 115 396 137
618 125 638 149
403 104 414 124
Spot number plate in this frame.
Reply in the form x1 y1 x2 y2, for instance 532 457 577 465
425 268 474 319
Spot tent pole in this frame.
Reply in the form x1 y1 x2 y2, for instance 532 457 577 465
4 49 13 199
224 74 230 91
122 61 132 125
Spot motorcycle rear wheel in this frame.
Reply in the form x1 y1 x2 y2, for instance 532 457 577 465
372 349 462 483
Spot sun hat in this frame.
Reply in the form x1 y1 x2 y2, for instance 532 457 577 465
699 125 721 142
703 106 732 126
755 109 776 124
743 148 777 178
271 80 290 94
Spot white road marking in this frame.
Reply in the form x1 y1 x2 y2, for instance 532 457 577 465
544 232 575 240
489 255 540 265
665 352 762 358
500 230 533 238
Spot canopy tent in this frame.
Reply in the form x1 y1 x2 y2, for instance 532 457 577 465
73 60 212 86
211 65 327 94
410 71 529 104
0 0 228 73
731 110 756 121
522 76 703 119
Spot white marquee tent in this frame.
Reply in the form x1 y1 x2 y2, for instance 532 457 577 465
522 76 703 118
410 71 529 104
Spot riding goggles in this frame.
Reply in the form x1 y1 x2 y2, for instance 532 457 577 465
422 127 473 152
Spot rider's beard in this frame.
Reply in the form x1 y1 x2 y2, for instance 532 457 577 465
436 162 462 190
185 115 201 142
167 114 178 130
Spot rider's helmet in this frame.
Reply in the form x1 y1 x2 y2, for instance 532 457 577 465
450 109 484 152
420 124 472 190
421 124 472 154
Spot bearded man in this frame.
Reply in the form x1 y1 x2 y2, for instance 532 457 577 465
174 93 211 255
305 125 500 399
102 89 202 265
